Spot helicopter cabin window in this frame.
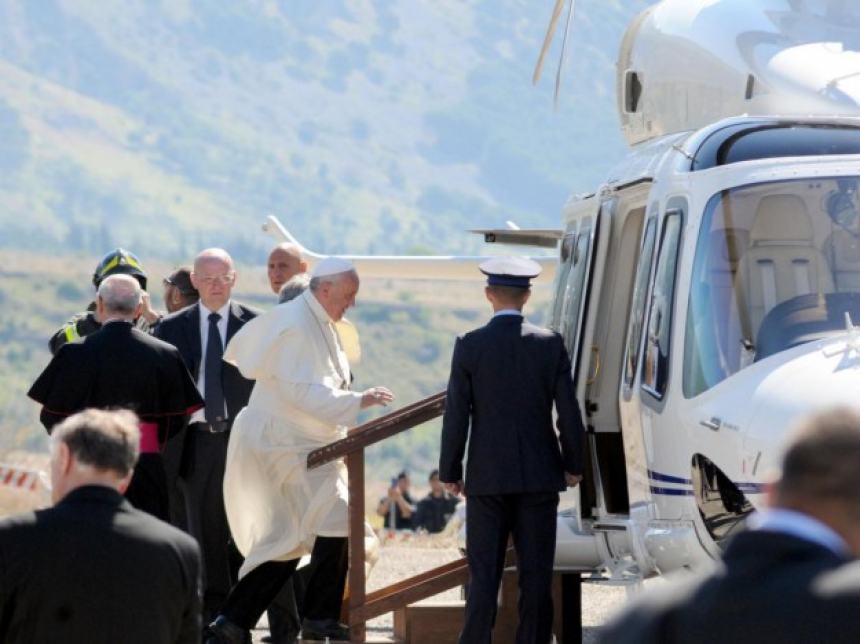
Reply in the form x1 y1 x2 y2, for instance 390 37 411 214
684 177 860 398
550 233 577 331
623 217 657 389
556 225 593 357
642 211 683 399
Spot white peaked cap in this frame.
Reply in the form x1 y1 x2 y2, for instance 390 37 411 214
311 256 356 278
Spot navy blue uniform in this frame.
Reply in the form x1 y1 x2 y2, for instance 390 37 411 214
440 314 585 644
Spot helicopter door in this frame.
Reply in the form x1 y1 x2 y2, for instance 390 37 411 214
554 200 611 517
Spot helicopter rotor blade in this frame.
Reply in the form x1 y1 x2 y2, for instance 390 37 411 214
532 0 567 85
553 0 576 107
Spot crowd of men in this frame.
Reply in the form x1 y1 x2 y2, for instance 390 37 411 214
3 243 860 644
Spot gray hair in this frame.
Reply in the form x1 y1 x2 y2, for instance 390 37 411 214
278 273 311 304
98 274 142 315
777 408 860 520
309 269 357 293
51 408 140 477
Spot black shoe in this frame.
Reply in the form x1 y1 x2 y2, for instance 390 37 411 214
203 615 251 644
300 617 350 641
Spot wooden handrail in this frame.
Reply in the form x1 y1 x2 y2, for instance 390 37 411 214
307 391 446 469
304 390 451 642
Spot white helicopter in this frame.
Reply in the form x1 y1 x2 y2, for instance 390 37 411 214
266 0 860 584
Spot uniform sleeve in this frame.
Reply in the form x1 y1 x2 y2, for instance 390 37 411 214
439 337 471 484
278 381 362 426
553 336 585 476
48 314 85 355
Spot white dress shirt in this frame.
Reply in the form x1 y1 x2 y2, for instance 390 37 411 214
190 300 231 424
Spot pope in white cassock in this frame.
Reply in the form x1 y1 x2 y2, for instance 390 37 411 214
204 258 394 644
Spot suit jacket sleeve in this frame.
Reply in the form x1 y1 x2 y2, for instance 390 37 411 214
176 538 203 644
553 337 585 476
439 337 470 483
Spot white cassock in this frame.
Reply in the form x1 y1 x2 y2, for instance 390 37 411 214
222 289 363 578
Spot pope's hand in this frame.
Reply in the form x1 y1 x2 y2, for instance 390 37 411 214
361 386 394 409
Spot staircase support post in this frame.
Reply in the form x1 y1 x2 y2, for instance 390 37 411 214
347 449 367 642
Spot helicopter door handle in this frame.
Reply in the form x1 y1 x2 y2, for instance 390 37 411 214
586 346 601 385
700 417 722 431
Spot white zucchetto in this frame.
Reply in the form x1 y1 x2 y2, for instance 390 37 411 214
310 256 355 278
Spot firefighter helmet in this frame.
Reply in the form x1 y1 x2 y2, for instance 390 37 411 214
92 248 148 290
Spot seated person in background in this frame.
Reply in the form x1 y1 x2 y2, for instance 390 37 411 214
414 469 460 534
377 471 415 530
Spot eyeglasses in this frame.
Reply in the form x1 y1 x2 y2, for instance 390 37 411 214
194 273 234 286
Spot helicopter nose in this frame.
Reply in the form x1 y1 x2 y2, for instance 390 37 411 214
742 337 860 474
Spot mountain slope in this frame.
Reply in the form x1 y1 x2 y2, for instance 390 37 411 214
0 0 650 261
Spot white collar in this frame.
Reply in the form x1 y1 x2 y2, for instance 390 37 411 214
493 309 523 318
199 300 231 320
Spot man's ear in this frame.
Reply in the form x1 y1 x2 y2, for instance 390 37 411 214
116 470 133 495
299 260 309 273
485 287 494 304
58 442 73 476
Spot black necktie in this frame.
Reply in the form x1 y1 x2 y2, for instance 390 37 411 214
204 312 226 424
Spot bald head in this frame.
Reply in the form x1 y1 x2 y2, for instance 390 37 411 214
97 275 142 321
268 243 307 294
191 248 236 310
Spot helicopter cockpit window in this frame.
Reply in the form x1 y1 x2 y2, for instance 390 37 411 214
684 177 860 398
642 211 683 399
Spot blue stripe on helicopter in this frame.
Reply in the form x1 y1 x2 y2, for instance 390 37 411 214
649 485 694 496
648 470 765 495
647 469 692 485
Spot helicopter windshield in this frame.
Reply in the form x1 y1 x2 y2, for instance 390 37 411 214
684 176 860 398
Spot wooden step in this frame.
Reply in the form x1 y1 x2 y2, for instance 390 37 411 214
393 601 465 644
391 570 576 644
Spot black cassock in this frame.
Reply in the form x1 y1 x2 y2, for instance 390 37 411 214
28 320 203 520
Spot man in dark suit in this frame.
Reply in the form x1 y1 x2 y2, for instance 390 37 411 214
439 256 586 644
154 247 259 623
28 274 203 521
0 408 201 643
601 408 860 644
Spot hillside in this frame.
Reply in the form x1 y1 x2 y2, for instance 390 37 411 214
0 0 651 477
0 0 650 260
